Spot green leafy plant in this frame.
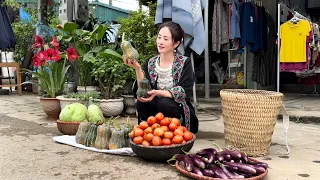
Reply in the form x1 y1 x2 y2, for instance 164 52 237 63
23 35 79 98
85 46 126 99
57 22 115 89
118 2 158 63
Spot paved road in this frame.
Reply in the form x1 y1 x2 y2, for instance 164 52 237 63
0 94 319 180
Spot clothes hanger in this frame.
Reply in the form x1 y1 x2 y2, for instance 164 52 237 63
290 15 301 24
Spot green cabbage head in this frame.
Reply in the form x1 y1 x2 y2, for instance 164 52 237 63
59 103 88 122
88 104 105 123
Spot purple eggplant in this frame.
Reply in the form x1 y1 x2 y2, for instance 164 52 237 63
252 165 266 175
224 162 257 175
167 154 193 172
192 166 204 176
209 165 229 179
221 166 245 179
238 173 252 178
225 164 238 172
206 152 215 164
196 151 209 163
196 151 215 164
198 148 218 155
240 152 248 163
215 153 224 162
256 163 268 169
223 154 231 161
221 149 242 160
247 160 269 169
188 154 206 169
201 168 215 177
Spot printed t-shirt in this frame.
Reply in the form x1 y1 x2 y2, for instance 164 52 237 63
280 19 311 63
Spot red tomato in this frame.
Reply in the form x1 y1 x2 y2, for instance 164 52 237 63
183 131 193 141
139 121 149 130
162 138 172 146
160 126 169 132
155 112 165 121
172 135 184 144
144 127 153 134
163 131 174 139
160 118 171 126
153 128 164 137
147 116 157 126
171 118 181 126
152 136 162 146
133 136 143 144
169 122 178 131
174 129 184 136
134 128 144 137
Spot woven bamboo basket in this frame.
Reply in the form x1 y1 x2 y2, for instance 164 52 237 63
220 89 284 157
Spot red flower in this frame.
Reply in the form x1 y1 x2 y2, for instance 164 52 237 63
44 48 61 61
50 37 59 49
33 35 44 48
66 47 79 61
32 51 46 67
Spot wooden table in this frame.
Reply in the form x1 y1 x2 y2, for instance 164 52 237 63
0 62 22 96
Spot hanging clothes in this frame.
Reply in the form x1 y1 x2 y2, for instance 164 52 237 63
155 0 206 55
280 19 311 63
251 5 266 52
251 13 277 87
0 0 16 49
229 0 241 40
239 2 257 52
280 31 313 72
212 0 229 53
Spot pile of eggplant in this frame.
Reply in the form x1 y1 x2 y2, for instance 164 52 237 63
168 145 268 179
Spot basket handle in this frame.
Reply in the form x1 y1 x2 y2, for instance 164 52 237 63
279 104 290 155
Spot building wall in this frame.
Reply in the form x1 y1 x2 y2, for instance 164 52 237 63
90 2 129 23
308 0 320 9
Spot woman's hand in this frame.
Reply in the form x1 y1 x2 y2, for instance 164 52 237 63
122 56 141 70
138 90 158 102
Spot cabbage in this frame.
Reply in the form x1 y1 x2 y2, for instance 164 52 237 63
59 103 88 122
88 104 104 123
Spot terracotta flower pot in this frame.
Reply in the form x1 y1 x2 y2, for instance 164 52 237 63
40 97 61 118
56 120 80 135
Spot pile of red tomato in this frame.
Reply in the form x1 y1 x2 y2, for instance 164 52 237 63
129 112 193 146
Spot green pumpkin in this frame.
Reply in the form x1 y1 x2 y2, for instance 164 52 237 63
121 32 139 61
137 78 152 98
94 125 109 149
75 122 91 145
108 126 126 150
84 124 98 147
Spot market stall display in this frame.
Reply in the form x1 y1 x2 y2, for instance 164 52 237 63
168 144 268 179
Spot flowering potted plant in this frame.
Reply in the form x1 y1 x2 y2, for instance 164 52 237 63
23 35 79 118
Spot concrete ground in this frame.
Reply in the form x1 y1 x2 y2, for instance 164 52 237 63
0 92 319 180
198 93 320 124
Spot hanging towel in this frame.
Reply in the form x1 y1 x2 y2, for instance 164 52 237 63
155 0 206 55
0 1 16 49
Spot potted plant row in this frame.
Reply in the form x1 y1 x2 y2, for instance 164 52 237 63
56 91 100 109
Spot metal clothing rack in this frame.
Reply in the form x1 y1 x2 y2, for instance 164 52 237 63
276 3 319 93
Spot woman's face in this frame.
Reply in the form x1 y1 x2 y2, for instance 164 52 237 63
156 27 179 54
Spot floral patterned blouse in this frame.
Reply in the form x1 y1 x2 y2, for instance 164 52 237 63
133 54 198 133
